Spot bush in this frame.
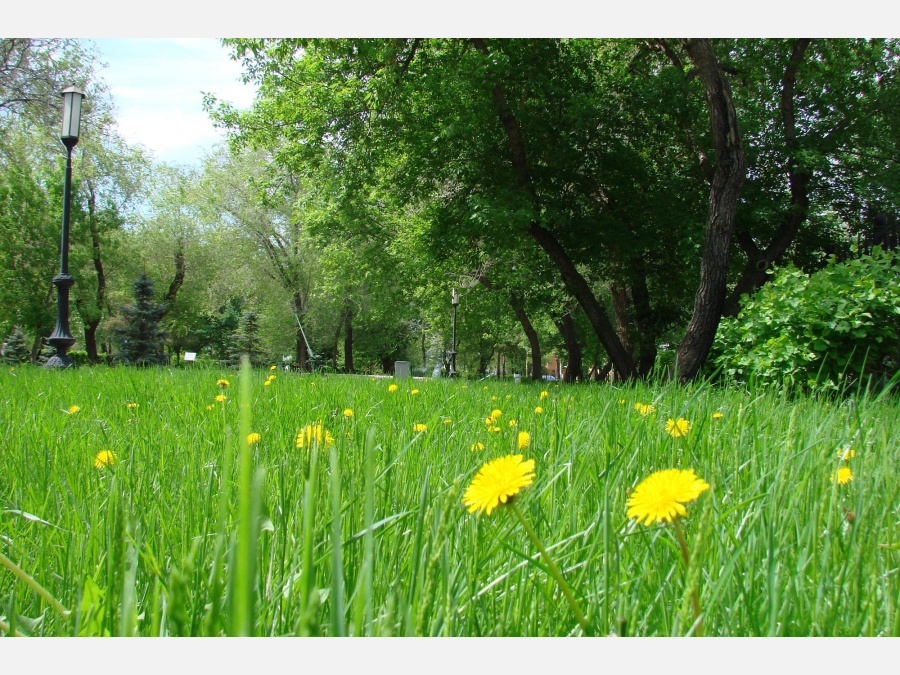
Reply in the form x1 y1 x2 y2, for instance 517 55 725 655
711 249 900 391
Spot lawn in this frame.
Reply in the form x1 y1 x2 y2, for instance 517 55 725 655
1 363 898 636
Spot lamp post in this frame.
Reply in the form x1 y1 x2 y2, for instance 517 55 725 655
449 288 459 378
45 85 85 369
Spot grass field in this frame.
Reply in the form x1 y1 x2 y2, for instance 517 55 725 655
1 363 898 637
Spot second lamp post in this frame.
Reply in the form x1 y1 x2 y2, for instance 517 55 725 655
449 288 459 378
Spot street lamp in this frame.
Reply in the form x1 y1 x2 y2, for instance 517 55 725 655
449 288 459 378
45 85 85 369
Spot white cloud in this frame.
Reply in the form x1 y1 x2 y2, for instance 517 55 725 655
91 38 256 165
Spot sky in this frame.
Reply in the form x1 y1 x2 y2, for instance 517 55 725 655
90 39 257 166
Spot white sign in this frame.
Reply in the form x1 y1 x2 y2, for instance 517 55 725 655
183 352 197 362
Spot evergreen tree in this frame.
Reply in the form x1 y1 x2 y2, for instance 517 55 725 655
228 309 263 367
1 326 30 364
114 274 168 366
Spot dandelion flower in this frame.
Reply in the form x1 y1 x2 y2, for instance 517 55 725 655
126 402 138 410
488 425 501 433
67 405 81 415
388 384 398 393
217 379 230 388
665 418 691 438
832 467 854 485
618 399 626 405
270 365 277 371
94 449 116 469
509 419 518 427
267 375 276 381
837 447 856 461
634 403 655 416
712 411 724 420
518 431 531 450
215 394 227 403
263 380 271 387
505 394 512 400
247 433 261 445
540 391 549 399
343 409 354 418
413 423 427 433
463 454 536 516
490 409 502 421
411 389 420 395
443 418 452 425
482 386 488 391
626 468 710 526
470 442 485 452
534 406 543 414
206 404 215 411
296 423 334 449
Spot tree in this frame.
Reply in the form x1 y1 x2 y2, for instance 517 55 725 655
113 274 168 366
1 326 30 364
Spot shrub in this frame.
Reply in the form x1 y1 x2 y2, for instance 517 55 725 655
1 326 30 364
711 249 900 391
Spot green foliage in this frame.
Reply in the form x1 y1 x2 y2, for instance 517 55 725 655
1 326 30 364
113 274 168 366
228 309 264 367
712 250 900 390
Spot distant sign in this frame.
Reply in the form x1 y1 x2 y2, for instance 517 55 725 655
183 352 197 362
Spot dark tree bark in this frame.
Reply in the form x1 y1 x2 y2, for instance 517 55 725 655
343 304 354 373
554 310 583 383
610 283 635 358
629 265 658 377
163 238 186 312
723 38 812 317
509 293 542 382
675 38 747 382
293 292 308 371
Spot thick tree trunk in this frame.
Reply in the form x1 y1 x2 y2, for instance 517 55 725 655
675 38 747 383
723 38 812 317
163 238 186 316
554 310 583 383
509 293 542 381
610 283 634 358
344 306 354 373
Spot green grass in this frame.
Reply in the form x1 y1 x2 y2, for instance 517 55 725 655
1 363 898 636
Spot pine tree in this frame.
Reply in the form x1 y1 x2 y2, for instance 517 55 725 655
1 326 31 364
228 309 263 367
113 274 168 366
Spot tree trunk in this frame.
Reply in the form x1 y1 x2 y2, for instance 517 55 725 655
344 306 354 373
610 283 634 358
722 38 812 317
554 310 583 383
163 237 186 316
293 292 308 371
509 293 542 382
675 38 747 383
630 265 658 377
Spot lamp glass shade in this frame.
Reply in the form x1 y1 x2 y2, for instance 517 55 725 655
452 288 459 305
61 87 84 140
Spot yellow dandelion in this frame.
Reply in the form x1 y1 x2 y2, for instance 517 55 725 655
482 386 488 391
837 447 856 461
508 419 518 427
126 402 138 410
206 404 214 411
246 433 261 445
463 454 536 516
343 408 354 418
267 374 276 381
634 403 655 416
263 380 271 387
491 396 498 401
270 365 277 371
517 431 531 450
540 391 548 399
413 423 427 433
712 411 724 419
388 384 398 393
665 418 691 438
470 442 485 452
626 468 710 526
534 406 543 414
490 409 502 421
217 379 229 388
94 449 116 469
296 423 335 449
215 394 227 403
488 425 501 433
67 405 80 415
618 399 626 405
832 467 854 485
443 418 452 425
411 389 420 395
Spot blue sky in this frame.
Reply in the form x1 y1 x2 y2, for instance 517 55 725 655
90 39 257 166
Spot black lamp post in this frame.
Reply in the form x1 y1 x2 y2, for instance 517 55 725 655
45 85 85 369
449 288 459 378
